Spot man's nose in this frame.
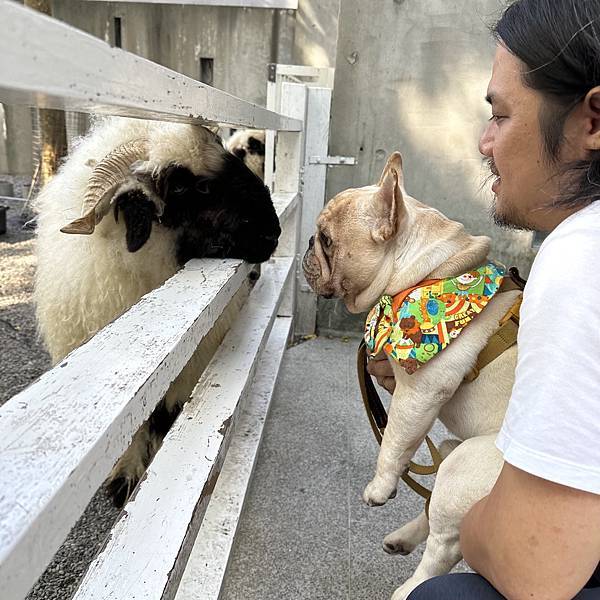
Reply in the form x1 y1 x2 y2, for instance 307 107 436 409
479 121 494 157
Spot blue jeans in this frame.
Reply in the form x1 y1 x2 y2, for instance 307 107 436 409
407 573 600 599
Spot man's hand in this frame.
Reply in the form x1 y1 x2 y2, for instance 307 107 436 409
366 355 396 394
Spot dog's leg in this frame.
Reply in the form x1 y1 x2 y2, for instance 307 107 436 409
384 510 430 555
382 438 460 555
390 435 502 600
363 304 506 508
363 374 460 506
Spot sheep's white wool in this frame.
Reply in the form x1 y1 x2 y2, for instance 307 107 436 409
34 117 225 364
225 129 265 180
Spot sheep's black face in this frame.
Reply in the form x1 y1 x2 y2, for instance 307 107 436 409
157 155 281 265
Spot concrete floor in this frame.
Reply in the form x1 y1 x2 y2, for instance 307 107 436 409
220 336 466 600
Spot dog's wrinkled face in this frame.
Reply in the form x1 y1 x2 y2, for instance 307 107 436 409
303 152 406 313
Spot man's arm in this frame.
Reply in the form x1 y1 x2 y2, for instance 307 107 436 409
460 462 600 600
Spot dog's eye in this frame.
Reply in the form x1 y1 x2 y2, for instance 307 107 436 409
320 231 332 249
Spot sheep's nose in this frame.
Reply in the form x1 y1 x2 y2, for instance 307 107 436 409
309 235 315 249
234 148 247 160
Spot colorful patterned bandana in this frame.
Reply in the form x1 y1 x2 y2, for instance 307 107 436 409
364 262 505 374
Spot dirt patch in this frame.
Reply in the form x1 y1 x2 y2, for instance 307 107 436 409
0 194 51 406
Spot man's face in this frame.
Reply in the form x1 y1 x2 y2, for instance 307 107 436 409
479 45 579 232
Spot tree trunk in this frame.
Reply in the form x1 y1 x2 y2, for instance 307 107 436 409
24 0 67 187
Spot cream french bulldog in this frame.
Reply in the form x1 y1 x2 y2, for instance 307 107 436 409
302 152 521 599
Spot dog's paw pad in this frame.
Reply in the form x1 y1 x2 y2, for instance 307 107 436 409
383 540 413 555
362 478 397 507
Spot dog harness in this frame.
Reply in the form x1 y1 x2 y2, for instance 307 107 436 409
364 262 506 374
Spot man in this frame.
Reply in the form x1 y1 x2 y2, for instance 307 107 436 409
368 1 600 598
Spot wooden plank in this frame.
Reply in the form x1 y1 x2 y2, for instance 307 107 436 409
0 191 296 599
0 258 252 600
0 1 302 131
295 87 332 336
175 316 291 600
84 0 298 6
72 258 293 600
271 191 299 227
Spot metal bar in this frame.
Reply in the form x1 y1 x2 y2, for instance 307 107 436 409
308 155 356 166
0 1 302 131
296 87 332 336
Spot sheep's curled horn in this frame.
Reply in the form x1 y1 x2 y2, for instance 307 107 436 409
60 138 151 235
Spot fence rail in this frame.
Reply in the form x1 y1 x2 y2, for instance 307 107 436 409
0 0 302 131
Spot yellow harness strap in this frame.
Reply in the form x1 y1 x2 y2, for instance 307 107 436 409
464 291 522 382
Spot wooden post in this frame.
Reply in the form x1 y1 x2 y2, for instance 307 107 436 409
23 0 67 187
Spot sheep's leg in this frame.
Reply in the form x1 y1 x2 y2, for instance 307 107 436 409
107 419 159 507
106 288 249 506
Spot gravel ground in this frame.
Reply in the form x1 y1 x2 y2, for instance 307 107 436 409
0 177 120 600
0 183 50 405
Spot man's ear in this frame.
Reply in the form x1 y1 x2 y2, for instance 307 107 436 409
583 87 600 151
377 151 404 187
114 189 156 252
371 164 405 244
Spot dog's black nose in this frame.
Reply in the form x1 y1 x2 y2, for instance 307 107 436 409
234 148 247 160
309 235 314 249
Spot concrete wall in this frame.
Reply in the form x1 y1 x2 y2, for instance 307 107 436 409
51 1 297 105
293 0 340 67
318 0 537 334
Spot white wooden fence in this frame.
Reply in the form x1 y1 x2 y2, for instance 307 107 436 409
0 1 333 598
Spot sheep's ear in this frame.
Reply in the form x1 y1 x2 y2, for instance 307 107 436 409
113 189 156 252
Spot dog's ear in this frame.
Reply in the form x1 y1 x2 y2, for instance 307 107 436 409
371 163 405 244
377 151 404 187
113 189 156 252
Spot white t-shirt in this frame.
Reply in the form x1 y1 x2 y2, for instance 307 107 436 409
496 201 600 494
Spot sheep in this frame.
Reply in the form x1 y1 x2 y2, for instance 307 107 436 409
34 116 281 505
225 129 266 180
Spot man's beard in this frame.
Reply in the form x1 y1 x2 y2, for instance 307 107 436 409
486 158 536 231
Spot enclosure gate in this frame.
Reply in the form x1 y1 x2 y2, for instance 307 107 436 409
0 1 332 598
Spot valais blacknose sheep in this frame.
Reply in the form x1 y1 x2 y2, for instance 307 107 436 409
226 129 265 180
34 117 281 505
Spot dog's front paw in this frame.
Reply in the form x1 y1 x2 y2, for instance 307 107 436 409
362 475 397 507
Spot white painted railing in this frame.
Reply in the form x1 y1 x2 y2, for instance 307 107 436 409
0 2 332 599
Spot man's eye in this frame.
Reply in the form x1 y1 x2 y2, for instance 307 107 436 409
489 114 506 123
